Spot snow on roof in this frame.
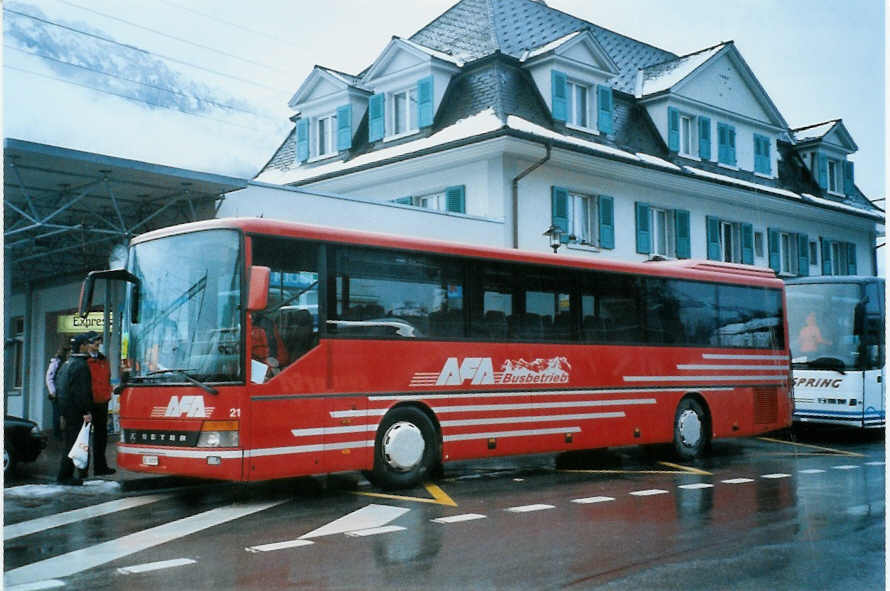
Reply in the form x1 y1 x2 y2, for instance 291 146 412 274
801 193 885 221
505 115 639 162
638 43 727 97
398 37 465 67
255 108 505 185
635 152 682 171
521 31 583 61
683 166 801 200
791 121 838 143
318 66 369 91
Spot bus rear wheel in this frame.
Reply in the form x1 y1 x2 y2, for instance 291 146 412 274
673 397 710 460
370 407 437 490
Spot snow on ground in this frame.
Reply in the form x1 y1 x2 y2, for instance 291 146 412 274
5 481 122 498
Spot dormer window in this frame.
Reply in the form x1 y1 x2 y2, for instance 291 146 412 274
317 113 337 157
827 159 840 193
566 80 590 128
679 114 695 157
392 87 419 136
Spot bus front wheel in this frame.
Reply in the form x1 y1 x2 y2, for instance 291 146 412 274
673 397 710 460
370 407 437 490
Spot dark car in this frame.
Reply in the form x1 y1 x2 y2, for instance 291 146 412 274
5 415 48 478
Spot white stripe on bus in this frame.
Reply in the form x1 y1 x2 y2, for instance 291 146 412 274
290 425 377 437
371 387 733 401
246 440 375 458
677 364 788 371
623 375 786 382
117 446 243 459
331 398 657 418
443 427 581 442
440 412 624 427
702 354 788 360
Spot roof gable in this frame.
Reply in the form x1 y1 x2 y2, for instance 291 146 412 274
639 43 788 129
521 29 618 76
289 67 364 109
363 37 461 84
792 119 858 152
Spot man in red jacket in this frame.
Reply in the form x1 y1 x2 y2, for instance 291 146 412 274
85 331 115 476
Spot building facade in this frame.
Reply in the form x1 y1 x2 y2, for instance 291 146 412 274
222 0 881 276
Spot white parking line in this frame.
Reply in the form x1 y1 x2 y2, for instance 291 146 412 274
832 465 861 470
344 525 405 537
678 483 714 490
245 539 314 553
4 500 286 587
721 478 754 484
865 461 885 466
629 489 669 496
505 504 555 513
6 581 65 591
117 558 196 575
431 514 487 524
4 494 170 541
761 473 791 479
799 469 826 474
299 504 409 539
571 496 615 504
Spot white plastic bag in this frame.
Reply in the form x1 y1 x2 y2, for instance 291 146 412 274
68 421 91 470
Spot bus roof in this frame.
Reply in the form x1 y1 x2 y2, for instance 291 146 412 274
132 218 784 288
785 276 883 286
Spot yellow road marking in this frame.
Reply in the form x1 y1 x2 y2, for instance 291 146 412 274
658 461 712 475
353 483 458 507
757 436 864 457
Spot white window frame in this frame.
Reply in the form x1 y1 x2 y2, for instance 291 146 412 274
415 190 447 211
650 206 675 257
754 231 764 258
809 241 818 267
778 231 798 275
719 221 741 263
315 113 337 158
566 80 592 130
567 191 598 245
679 114 696 157
827 158 842 194
390 86 419 138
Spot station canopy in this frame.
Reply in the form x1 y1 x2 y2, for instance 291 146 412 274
4 138 247 291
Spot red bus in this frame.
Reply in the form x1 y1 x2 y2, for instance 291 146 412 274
80 218 792 489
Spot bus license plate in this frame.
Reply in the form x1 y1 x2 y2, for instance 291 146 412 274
143 455 159 466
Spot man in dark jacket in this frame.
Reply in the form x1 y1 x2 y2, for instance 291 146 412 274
85 331 115 475
55 333 94 485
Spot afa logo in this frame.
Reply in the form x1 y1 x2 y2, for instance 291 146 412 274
411 356 572 387
151 395 213 418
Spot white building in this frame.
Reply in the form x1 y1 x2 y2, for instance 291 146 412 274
222 0 882 277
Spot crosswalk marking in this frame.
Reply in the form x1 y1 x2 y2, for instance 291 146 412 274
4 500 286 587
800 469 826 474
571 496 615 504
246 539 314 553
299 504 409 539
722 478 754 484
505 504 554 513
678 483 714 490
431 513 487 524
761 473 791 479
117 558 196 575
344 525 405 537
4 494 170 541
832 465 861 470
629 489 669 496
6 581 65 591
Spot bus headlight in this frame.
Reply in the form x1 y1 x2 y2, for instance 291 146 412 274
197 420 239 447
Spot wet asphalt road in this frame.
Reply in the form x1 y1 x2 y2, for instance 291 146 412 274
4 428 884 590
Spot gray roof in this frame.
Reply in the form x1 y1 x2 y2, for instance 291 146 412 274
409 0 677 93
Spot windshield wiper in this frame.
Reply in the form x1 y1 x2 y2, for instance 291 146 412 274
792 356 847 375
146 369 219 395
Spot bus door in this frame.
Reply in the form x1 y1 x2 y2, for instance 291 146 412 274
861 281 885 428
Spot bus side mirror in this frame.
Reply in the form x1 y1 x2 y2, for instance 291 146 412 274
248 266 271 311
79 269 141 322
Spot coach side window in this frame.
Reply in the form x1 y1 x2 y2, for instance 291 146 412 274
251 237 319 377
329 246 465 339
469 263 514 340
716 285 784 349
580 272 644 344
644 279 717 346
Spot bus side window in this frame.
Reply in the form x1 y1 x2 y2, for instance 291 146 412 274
251 237 319 377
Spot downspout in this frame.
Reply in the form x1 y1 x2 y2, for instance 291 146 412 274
511 142 552 249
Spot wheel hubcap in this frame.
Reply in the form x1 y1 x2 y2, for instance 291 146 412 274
3 449 9 471
382 421 425 471
677 409 702 448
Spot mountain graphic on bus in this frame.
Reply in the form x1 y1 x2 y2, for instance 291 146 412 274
499 356 571 384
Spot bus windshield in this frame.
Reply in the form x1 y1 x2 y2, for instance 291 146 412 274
126 229 242 382
787 282 862 370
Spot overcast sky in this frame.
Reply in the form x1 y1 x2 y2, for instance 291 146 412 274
3 0 885 200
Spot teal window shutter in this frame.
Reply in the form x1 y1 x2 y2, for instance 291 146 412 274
718 123 736 165
754 134 770 174
727 125 736 165
717 124 727 163
296 118 309 162
816 154 828 188
635 202 651 254
768 229 781 272
551 71 567 122
597 85 613 134
551 186 569 234
368 93 385 142
336 104 352 151
797 233 809 276
844 161 855 195
418 76 434 128
821 238 832 275
675 209 690 259
846 242 857 275
762 136 771 174
741 223 754 265
706 216 721 261
393 196 413 205
445 185 465 213
668 107 679 151
698 117 711 160
598 195 614 249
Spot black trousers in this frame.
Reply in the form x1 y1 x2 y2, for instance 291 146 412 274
91 402 110 472
57 411 86 482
